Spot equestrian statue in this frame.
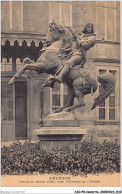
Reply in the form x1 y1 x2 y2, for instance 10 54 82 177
8 21 115 113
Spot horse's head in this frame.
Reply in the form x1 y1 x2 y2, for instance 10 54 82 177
43 21 74 50
43 21 66 46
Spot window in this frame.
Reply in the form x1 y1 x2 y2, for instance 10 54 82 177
1 1 10 31
1 81 13 121
96 66 119 121
50 82 68 112
49 2 72 25
12 1 23 31
1 1 49 33
96 2 119 41
1 1 23 31
1 58 12 72
23 2 48 33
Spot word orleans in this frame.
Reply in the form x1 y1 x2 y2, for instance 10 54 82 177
49 177 71 180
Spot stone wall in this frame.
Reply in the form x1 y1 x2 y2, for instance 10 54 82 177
1 1 120 142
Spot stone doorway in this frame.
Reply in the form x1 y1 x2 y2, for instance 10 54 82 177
15 81 27 139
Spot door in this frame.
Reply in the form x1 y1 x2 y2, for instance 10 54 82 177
15 81 27 139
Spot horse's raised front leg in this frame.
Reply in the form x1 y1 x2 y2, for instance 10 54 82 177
8 64 34 84
53 85 75 113
8 58 45 85
66 89 85 112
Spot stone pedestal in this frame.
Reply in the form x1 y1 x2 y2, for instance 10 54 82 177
33 112 87 152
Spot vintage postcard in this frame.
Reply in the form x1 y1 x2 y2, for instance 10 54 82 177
1 0 121 192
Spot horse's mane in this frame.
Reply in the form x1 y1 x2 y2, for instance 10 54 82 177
48 21 74 51
46 22 75 60
63 27 73 40
60 26 74 50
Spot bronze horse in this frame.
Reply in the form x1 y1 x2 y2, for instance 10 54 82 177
8 21 115 113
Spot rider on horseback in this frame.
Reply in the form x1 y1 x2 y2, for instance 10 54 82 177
51 23 96 83
8 20 115 113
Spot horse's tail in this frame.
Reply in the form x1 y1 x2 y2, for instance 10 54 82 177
91 72 115 110
77 68 98 95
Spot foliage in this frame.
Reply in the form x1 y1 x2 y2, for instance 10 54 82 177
1 139 120 175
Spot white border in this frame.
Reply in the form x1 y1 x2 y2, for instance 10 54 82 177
0 0 122 193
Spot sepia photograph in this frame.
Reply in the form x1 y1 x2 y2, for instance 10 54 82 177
1 0 121 192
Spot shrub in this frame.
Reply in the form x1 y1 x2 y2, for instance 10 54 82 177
1 139 120 175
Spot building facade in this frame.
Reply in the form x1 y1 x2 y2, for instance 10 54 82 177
1 1 120 142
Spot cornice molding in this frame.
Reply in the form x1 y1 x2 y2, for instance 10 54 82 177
96 40 120 45
88 58 120 64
